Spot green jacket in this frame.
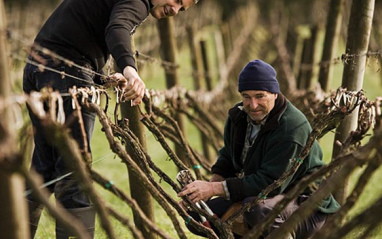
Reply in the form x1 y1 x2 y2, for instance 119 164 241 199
211 94 339 213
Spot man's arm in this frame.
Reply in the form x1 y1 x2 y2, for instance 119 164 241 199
106 1 149 105
106 0 149 72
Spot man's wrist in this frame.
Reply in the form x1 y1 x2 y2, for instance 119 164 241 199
123 65 136 76
210 181 227 198
210 173 225 182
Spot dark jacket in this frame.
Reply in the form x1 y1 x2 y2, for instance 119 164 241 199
34 0 150 76
211 94 339 213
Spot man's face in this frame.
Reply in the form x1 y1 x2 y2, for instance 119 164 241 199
241 90 278 124
150 0 195 19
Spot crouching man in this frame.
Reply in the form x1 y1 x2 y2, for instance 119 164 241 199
178 60 340 238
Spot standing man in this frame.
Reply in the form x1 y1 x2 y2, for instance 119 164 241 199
178 60 340 238
23 0 199 238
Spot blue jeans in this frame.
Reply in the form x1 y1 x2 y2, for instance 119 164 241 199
23 55 96 208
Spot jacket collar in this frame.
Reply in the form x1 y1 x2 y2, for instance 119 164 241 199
228 94 288 167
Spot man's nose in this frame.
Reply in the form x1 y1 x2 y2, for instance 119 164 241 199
170 5 181 16
250 99 259 108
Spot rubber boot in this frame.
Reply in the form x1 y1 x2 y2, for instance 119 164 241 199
28 200 44 239
55 206 95 239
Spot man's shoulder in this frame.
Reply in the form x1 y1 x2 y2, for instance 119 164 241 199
274 102 312 140
115 0 151 12
283 102 310 125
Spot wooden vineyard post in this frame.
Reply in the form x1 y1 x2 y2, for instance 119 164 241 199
157 18 188 167
331 0 375 204
120 38 156 239
186 24 211 160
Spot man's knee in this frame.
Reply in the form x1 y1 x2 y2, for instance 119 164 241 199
243 201 273 227
55 180 91 208
242 195 285 228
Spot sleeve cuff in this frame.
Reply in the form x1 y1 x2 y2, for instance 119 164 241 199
116 55 136 72
222 181 230 200
226 177 244 202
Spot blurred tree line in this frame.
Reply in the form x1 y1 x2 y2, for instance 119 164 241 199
5 0 382 108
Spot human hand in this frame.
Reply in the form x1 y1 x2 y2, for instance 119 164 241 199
106 72 125 88
177 180 224 203
121 66 146 105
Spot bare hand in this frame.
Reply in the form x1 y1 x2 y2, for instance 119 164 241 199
177 180 224 203
107 72 126 88
121 66 145 105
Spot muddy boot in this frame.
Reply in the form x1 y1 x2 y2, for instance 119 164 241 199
28 200 44 239
55 206 95 239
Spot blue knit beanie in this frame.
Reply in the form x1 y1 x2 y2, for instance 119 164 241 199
238 60 280 93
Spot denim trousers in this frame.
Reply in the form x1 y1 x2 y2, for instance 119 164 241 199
186 195 327 239
23 56 96 208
